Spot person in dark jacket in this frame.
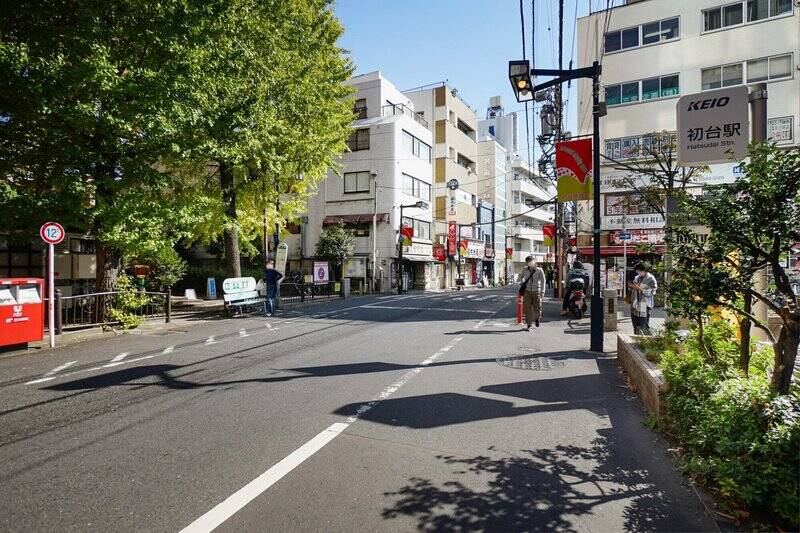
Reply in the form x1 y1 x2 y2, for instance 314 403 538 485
561 261 590 316
263 260 284 316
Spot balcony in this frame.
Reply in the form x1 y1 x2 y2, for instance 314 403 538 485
511 202 554 223
508 226 544 241
511 178 551 202
381 103 428 129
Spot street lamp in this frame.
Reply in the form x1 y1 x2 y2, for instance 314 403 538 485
508 59 606 353
397 200 429 294
508 60 534 102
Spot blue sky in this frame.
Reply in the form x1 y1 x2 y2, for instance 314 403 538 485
334 0 593 161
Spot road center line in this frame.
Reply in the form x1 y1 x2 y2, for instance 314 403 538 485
362 305 493 314
25 360 77 384
110 352 129 363
179 334 465 533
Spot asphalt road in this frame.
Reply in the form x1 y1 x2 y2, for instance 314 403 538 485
0 289 717 532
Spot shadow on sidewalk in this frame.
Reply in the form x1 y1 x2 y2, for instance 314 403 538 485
380 430 698 532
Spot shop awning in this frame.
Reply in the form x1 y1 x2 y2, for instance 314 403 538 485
402 255 435 262
577 245 665 257
323 213 389 224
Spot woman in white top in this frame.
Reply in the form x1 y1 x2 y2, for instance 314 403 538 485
628 261 658 335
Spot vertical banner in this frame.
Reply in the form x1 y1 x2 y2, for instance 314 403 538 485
556 138 593 201
447 222 457 256
542 224 555 247
505 247 513 260
458 240 468 257
400 226 414 246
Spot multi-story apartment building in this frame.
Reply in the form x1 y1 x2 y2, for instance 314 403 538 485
287 71 439 292
405 85 486 286
576 0 799 288
477 136 507 283
479 97 555 281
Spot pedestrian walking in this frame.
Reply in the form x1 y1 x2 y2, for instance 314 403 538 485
263 260 284 316
628 261 657 335
518 256 545 331
545 267 554 290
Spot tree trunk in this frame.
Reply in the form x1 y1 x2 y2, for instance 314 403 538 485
219 161 241 278
771 313 799 395
95 240 122 323
739 294 752 375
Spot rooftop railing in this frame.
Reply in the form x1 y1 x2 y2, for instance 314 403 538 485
381 103 429 129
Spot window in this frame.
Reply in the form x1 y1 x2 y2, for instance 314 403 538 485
747 58 769 82
641 22 660 45
641 78 660 100
343 171 370 193
402 130 431 162
706 0 792 31
621 82 639 103
702 67 722 89
457 153 475 170
401 217 431 241
621 27 639 49
704 8 722 30
353 98 367 119
403 173 431 201
769 54 791 79
347 128 369 151
660 74 679 97
604 31 621 53
747 0 769 20
604 17 678 53
606 132 676 160
722 64 743 86
605 85 621 106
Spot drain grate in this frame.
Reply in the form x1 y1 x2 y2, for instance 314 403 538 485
496 355 565 371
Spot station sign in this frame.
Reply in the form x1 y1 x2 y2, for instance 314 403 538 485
676 86 749 166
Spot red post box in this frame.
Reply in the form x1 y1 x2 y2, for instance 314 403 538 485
0 278 45 347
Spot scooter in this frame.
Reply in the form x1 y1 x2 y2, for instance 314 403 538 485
567 280 588 319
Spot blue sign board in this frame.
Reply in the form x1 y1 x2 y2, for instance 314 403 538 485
206 277 218 300
618 232 632 241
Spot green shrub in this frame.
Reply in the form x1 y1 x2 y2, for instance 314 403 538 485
658 319 800 526
110 274 149 329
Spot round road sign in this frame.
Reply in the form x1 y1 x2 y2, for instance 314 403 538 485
40 222 65 245
447 178 459 191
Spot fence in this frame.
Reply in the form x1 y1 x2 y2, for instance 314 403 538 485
278 281 342 304
53 289 171 332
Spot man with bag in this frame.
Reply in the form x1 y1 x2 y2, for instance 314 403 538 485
519 256 546 330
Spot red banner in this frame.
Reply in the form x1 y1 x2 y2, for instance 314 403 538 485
556 138 593 201
447 222 457 255
433 243 446 262
400 226 414 246
505 247 513 260
542 224 555 246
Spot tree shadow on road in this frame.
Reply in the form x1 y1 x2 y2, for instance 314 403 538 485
382 432 696 532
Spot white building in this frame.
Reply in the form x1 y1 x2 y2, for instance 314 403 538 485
479 98 555 281
287 71 438 292
576 0 799 282
476 136 507 283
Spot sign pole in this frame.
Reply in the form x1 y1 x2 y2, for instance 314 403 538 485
590 61 604 353
47 243 54 348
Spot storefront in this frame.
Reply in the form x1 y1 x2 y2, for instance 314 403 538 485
457 239 486 285
401 241 438 290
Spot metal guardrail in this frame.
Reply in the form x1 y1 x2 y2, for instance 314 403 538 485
279 281 341 304
53 289 171 332
381 103 429 129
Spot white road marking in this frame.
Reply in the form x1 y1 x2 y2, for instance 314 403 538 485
180 333 467 533
205 336 216 345
110 352 129 363
239 329 248 338
25 360 77 384
472 319 488 330
363 305 493 314
162 345 175 355
491 322 510 328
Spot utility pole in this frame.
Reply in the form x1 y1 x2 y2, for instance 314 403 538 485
555 0 565 300
750 83 768 339
590 61 603 352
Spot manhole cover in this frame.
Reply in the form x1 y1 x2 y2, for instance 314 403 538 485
496 355 565 371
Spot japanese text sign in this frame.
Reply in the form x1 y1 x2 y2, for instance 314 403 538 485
676 86 749 166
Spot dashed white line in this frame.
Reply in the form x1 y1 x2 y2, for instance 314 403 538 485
363 305 493 314
179 334 466 533
205 335 216 345
110 352 129 363
162 345 175 355
239 329 249 338
25 360 77 384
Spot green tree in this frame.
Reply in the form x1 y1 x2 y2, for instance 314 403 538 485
315 223 355 279
0 1 211 307
669 143 800 394
172 0 354 277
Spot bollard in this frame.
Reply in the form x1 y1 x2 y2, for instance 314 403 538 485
516 294 523 324
54 289 63 335
602 288 617 331
165 287 172 323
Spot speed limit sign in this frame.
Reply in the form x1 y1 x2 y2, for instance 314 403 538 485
40 222 65 245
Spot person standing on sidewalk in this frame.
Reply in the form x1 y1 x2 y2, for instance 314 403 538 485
519 256 546 331
263 260 283 316
628 261 657 335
